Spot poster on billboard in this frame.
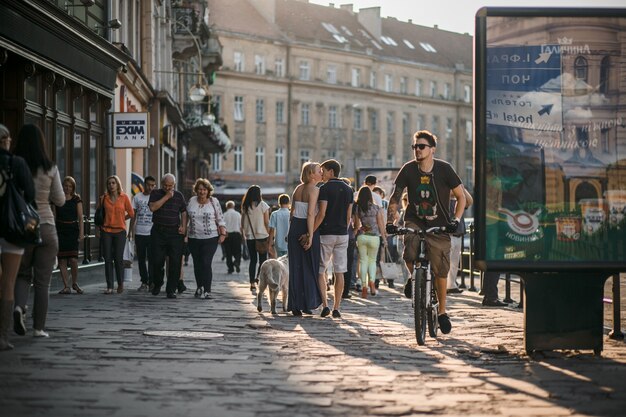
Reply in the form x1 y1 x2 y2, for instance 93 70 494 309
113 112 149 148
475 8 626 270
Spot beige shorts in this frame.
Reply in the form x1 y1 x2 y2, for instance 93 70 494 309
402 221 451 278
319 234 349 274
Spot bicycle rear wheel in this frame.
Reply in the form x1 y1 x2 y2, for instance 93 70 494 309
413 268 427 345
427 288 439 338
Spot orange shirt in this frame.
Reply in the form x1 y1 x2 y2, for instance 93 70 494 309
101 192 134 233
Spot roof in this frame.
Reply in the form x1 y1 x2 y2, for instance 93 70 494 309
209 0 472 71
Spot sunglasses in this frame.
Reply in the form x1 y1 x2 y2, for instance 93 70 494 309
411 143 432 150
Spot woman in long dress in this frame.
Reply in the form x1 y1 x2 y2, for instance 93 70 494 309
287 162 323 316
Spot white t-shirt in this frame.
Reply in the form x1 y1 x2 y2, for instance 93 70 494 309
187 196 225 239
132 192 153 236
242 201 270 240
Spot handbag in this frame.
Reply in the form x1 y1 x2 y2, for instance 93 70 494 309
380 245 404 284
94 195 105 226
246 210 269 255
0 156 42 246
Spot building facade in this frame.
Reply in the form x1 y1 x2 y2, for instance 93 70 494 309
208 0 473 200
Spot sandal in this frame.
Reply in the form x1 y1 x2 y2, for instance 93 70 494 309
58 287 71 294
72 283 83 294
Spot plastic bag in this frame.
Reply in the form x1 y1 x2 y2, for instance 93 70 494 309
123 238 134 267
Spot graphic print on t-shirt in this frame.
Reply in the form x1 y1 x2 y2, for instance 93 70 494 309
414 174 438 221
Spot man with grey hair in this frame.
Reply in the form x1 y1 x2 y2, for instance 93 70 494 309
149 173 187 298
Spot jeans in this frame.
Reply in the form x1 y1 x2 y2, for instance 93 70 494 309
483 271 502 300
135 234 152 285
150 225 184 294
15 224 58 331
246 239 268 284
188 237 219 292
102 230 126 289
224 232 242 272
342 237 356 296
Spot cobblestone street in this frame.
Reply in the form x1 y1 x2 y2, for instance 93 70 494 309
0 260 624 417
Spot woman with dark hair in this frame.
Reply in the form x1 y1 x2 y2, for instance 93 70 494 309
186 178 227 299
353 185 387 298
0 124 35 350
99 175 134 295
240 185 270 292
56 176 84 294
13 124 65 338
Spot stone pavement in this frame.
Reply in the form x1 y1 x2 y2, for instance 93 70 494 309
0 258 625 417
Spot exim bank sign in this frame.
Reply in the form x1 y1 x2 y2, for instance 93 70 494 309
113 112 149 148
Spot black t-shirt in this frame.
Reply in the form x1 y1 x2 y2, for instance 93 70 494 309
318 178 354 235
393 159 462 228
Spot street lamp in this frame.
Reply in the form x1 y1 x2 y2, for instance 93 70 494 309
175 18 210 104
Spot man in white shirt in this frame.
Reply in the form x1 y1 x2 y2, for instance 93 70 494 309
129 176 156 291
223 200 243 274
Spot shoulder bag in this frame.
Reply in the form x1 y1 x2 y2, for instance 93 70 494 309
0 156 42 246
246 209 268 255
94 195 105 226
380 245 404 284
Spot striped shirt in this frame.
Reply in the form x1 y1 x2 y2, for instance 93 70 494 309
149 189 187 227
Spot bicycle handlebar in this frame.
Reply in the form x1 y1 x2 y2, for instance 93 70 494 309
386 225 447 236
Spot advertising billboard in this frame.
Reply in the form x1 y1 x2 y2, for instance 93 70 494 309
475 8 626 271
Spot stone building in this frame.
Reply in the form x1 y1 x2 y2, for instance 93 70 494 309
207 0 473 200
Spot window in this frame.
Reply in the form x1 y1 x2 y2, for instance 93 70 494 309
385 74 393 92
464 85 472 103
444 83 451 99
275 147 285 174
465 120 473 142
275 58 285 77
419 42 437 53
353 108 362 130
351 68 361 87
234 51 244 72
430 81 437 97
417 114 425 130
212 95 222 118
299 60 310 81
234 145 243 173
327 65 337 84
402 113 410 135
211 153 222 172
276 101 285 124
600 56 610 94
370 71 377 89
446 118 453 139
431 115 440 135
299 149 310 168
415 79 422 96
328 105 338 128
387 111 394 134
387 154 394 168
601 128 610 153
301 103 310 125
254 55 265 75
400 77 408 94
255 147 265 173
574 56 588 82
234 96 244 121
370 110 378 132
256 99 265 123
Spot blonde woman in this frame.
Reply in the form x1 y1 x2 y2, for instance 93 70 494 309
99 175 134 294
186 178 226 299
287 162 323 316
56 176 84 294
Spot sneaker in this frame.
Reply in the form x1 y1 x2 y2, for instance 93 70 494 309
202 292 211 299
438 314 452 334
447 287 464 294
482 298 508 307
177 281 187 294
13 306 26 336
195 287 204 298
33 329 49 338
403 280 412 298
166 292 177 299
341 293 351 299
320 307 331 317
151 285 162 296
332 310 341 318
137 284 148 292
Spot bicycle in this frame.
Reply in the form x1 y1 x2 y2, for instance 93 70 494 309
387 224 448 345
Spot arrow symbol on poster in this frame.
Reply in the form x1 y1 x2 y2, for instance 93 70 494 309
538 104 553 116
534 52 552 64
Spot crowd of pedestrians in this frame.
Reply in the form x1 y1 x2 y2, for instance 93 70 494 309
0 125 509 352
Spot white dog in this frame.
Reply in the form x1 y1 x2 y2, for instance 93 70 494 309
257 255 289 314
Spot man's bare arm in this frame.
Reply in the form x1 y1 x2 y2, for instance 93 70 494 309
387 185 403 224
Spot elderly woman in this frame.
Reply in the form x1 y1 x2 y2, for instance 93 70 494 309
186 178 226 299
99 175 134 295
0 124 35 350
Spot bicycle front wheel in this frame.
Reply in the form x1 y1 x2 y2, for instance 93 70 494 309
413 268 427 345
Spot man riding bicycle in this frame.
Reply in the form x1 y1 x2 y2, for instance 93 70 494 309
387 130 466 334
